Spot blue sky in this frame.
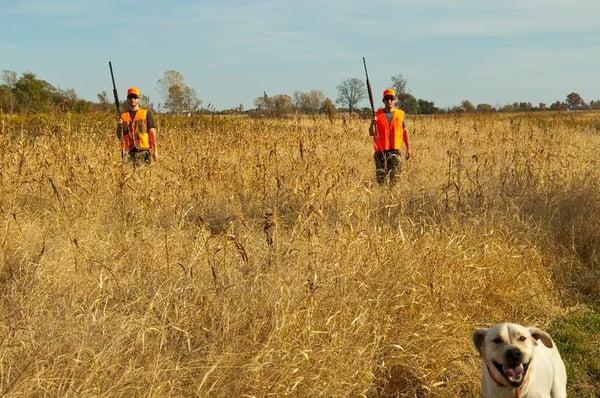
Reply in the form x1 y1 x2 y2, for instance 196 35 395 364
1 0 599 110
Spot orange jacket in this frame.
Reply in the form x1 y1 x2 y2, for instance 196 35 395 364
372 108 409 152
119 109 151 150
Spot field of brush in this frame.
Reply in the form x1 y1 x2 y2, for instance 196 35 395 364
0 111 599 397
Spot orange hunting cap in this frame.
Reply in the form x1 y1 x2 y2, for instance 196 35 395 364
127 87 141 97
382 88 396 98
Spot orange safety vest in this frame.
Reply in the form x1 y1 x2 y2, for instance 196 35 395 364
372 108 405 151
119 109 150 150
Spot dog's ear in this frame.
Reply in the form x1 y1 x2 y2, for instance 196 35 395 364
473 328 488 355
528 327 554 348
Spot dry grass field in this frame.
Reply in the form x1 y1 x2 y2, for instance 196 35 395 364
0 111 599 397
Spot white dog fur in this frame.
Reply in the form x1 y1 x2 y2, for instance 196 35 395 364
472 323 567 398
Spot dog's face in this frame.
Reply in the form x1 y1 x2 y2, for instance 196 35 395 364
473 323 553 388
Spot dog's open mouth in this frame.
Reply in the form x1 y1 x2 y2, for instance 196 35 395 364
493 360 530 387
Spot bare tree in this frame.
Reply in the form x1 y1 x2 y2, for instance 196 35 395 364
271 94 294 117
391 74 408 95
254 91 270 112
157 70 201 114
1 70 17 112
293 90 325 114
97 91 109 106
254 93 293 117
1 70 17 88
336 78 365 114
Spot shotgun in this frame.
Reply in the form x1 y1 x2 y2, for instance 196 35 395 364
109 61 125 159
362 57 377 138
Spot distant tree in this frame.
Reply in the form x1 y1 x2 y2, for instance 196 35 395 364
1 70 17 88
357 107 373 119
54 88 93 112
589 100 600 110
294 90 325 114
566 92 586 110
476 103 495 113
397 93 419 114
320 98 337 124
418 99 438 114
1 70 17 112
140 94 154 111
390 74 409 95
517 102 533 112
13 72 56 112
538 102 546 111
550 101 567 111
253 93 293 117
0 85 12 113
164 84 185 113
157 70 201 114
497 102 533 112
253 94 269 112
96 91 113 112
336 78 365 114
448 106 465 114
270 94 294 117
461 100 475 113
97 91 110 106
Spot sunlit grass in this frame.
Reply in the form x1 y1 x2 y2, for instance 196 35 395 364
0 111 598 396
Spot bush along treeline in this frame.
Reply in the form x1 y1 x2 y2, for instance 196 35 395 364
445 92 600 114
2 69 599 116
0 70 107 113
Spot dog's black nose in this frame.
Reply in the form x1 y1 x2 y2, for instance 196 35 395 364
505 348 522 362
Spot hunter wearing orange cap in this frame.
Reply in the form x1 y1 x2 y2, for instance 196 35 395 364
116 87 158 165
368 88 410 185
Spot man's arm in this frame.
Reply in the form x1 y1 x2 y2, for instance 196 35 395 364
369 121 376 137
116 116 124 140
402 121 410 160
147 112 158 160
369 111 378 137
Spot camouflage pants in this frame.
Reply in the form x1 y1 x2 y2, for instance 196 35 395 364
125 149 151 166
374 150 401 185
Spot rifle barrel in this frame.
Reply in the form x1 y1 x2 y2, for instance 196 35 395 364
109 61 121 115
362 57 376 115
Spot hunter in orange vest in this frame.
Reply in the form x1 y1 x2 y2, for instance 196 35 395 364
369 88 410 185
116 87 158 165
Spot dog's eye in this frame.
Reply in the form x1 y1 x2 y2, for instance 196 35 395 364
492 338 503 344
518 336 527 342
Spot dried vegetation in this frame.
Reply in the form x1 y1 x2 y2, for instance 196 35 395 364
0 111 599 396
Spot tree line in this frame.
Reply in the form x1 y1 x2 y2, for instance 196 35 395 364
0 69 202 115
1 69 598 115
0 70 97 113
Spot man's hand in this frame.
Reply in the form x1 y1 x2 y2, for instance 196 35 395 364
116 118 124 139
405 150 411 160
369 119 377 137
149 129 157 161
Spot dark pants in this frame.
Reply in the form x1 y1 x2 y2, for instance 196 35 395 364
126 148 151 166
374 150 401 185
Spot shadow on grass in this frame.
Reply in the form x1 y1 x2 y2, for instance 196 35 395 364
519 179 600 308
370 363 428 398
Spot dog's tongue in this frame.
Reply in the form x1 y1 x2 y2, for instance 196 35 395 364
502 364 524 381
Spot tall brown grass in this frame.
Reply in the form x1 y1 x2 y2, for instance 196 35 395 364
0 111 598 396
